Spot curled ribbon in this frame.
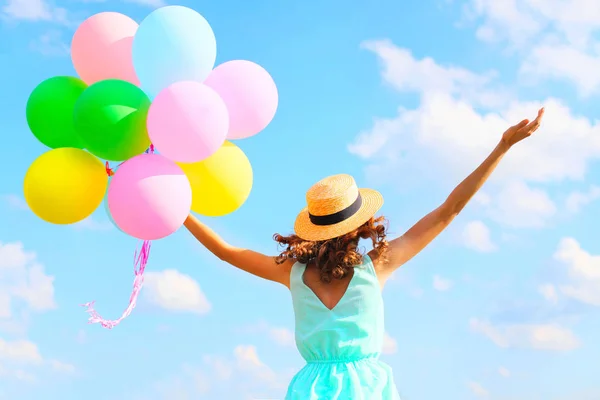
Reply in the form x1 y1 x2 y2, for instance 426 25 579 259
81 240 151 329
85 144 156 329
105 161 114 177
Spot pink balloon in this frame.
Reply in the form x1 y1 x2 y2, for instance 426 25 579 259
71 12 139 85
107 154 191 240
204 60 278 140
147 81 229 163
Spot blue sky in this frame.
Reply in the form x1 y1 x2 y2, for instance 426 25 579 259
1 0 600 399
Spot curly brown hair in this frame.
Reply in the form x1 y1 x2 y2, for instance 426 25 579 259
273 216 389 283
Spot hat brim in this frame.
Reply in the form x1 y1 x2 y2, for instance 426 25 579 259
293 188 384 241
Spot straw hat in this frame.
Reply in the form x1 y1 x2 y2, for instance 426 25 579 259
294 174 384 241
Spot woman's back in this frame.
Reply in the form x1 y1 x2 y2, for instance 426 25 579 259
287 255 401 399
184 111 546 398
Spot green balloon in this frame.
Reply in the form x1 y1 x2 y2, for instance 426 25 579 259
73 79 151 161
26 76 87 149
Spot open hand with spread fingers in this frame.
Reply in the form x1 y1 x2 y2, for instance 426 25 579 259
502 107 545 147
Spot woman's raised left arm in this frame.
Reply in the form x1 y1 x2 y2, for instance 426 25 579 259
373 108 545 279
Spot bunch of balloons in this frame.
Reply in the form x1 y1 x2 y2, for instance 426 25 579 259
24 6 278 241
23 6 278 329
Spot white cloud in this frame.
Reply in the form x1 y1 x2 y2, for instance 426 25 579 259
0 242 35 269
461 220 497 252
382 331 398 354
146 345 292 399
0 241 56 319
203 355 233 381
348 116 405 159
538 283 559 304
469 318 580 351
268 327 295 347
241 321 295 347
8 369 36 382
29 30 69 56
553 388 600 400
144 269 211 314
360 39 508 108
0 294 10 319
1 194 28 210
565 185 600 213
145 363 211 399
473 192 492 206
498 366 511 377
351 40 600 229
233 345 278 383
433 275 453 291
73 217 113 231
48 359 76 374
488 181 557 228
0 242 69 381
356 40 600 180
462 0 600 96
2 0 68 24
0 338 43 364
463 0 600 47
226 344 293 394
520 44 600 97
2 195 113 231
0 337 74 380
467 381 489 398
462 0 543 45
553 237 600 306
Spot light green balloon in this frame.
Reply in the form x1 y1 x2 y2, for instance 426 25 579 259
74 79 151 161
26 76 87 149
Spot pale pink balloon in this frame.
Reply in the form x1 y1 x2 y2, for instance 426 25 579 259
204 60 278 140
147 81 229 163
107 154 192 240
71 12 140 85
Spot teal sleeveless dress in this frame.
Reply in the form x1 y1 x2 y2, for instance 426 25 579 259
286 255 401 399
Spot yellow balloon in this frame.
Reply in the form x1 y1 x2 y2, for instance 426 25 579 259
24 148 108 224
178 141 253 217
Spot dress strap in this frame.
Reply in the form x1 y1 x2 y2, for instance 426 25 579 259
362 253 377 276
357 253 383 290
289 261 304 290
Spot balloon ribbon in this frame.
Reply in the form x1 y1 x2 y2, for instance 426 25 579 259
81 240 151 329
105 161 115 177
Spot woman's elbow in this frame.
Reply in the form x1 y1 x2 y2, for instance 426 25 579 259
215 250 229 262
439 202 461 220
215 245 237 263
